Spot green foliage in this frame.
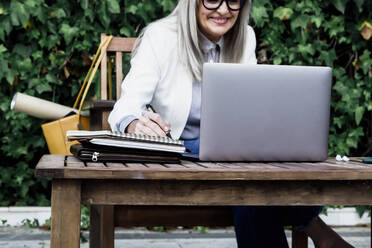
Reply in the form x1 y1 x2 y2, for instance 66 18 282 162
0 0 371 207
22 218 40 228
0 0 177 206
196 226 210 233
252 0 371 156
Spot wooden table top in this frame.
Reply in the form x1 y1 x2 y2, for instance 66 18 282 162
34 155 372 181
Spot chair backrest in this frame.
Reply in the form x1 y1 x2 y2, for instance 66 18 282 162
100 34 137 100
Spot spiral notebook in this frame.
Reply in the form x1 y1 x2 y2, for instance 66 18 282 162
66 130 186 153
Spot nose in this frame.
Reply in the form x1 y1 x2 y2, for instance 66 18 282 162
217 0 229 14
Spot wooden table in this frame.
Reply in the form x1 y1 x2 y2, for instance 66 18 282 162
35 155 372 248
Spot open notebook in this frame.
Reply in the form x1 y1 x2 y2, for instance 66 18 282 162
66 130 186 153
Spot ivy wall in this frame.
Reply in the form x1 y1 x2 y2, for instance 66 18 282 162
0 0 371 206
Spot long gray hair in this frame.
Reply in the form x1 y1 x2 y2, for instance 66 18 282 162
133 0 252 81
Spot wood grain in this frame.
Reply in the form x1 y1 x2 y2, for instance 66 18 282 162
106 37 136 52
90 205 114 248
81 180 372 206
51 179 81 248
100 34 107 100
36 155 65 168
114 206 233 227
115 52 122 99
35 156 372 180
292 230 308 248
66 156 85 168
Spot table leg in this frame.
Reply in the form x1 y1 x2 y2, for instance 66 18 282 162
51 179 81 248
292 229 308 248
90 205 114 248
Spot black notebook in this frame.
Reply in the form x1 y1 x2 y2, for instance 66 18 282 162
70 143 181 163
66 130 186 153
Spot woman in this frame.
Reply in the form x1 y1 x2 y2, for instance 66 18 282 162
109 0 354 247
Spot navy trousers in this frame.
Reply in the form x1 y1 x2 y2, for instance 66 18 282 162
183 139 323 248
233 206 323 248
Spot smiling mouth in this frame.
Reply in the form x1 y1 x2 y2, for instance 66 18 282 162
210 17 229 25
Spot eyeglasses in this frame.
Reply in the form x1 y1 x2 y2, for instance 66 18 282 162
201 0 245 11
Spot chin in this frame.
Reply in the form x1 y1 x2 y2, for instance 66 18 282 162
210 28 229 37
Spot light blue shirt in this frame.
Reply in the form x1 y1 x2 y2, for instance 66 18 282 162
180 34 222 140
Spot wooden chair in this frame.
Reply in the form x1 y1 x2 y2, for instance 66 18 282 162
89 33 309 248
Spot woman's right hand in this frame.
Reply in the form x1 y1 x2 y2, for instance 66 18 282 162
126 111 171 137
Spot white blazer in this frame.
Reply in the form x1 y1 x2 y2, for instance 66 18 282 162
108 16 257 139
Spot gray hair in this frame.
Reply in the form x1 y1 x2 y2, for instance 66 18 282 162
133 0 252 81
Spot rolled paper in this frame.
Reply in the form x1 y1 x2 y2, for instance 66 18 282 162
10 92 88 120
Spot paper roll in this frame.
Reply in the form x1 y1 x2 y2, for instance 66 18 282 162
10 92 88 120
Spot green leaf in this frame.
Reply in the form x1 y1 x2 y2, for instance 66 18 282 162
17 58 33 72
310 16 323 28
273 7 293 21
332 0 348 14
273 57 282 65
0 45 7 54
359 50 372 74
10 1 29 26
251 6 269 27
120 27 132 37
291 14 310 30
55 9 66 19
355 106 365 125
126 5 138 15
13 44 31 57
35 83 52 94
10 12 20 26
46 74 57 83
298 44 315 56
353 0 364 12
80 0 89 10
107 0 120 14
59 23 79 44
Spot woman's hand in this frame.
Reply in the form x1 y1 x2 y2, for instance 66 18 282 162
126 112 171 137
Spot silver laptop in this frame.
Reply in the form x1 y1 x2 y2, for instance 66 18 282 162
199 64 332 161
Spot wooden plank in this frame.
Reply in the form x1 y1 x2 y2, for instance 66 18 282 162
325 158 372 168
114 206 233 227
38 156 372 180
106 37 136 52
100 34 107 100
66 156 85 168
268 163 301 170
196 162 229 169
321 160 371 169
292 230 308 248
90 205 114 248
81 180 372 206
234 162 287 170
35 155 65 178
89 205 100 248
86 162 106 168
36 155 65 169
105 162 125 168
51 179 81 248
143 163 170 170
115 52 123 99
162 163 190 170
181 160 209 169
292 162 350 170
125 163 149 169
60 164 372 180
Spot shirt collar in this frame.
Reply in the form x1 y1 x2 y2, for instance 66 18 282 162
199 32 224 54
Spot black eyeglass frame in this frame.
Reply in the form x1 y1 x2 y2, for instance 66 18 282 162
201 0 245 11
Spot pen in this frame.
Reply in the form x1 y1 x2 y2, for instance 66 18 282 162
146 104 173 139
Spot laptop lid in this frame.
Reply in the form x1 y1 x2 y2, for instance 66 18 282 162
199 64 332 161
